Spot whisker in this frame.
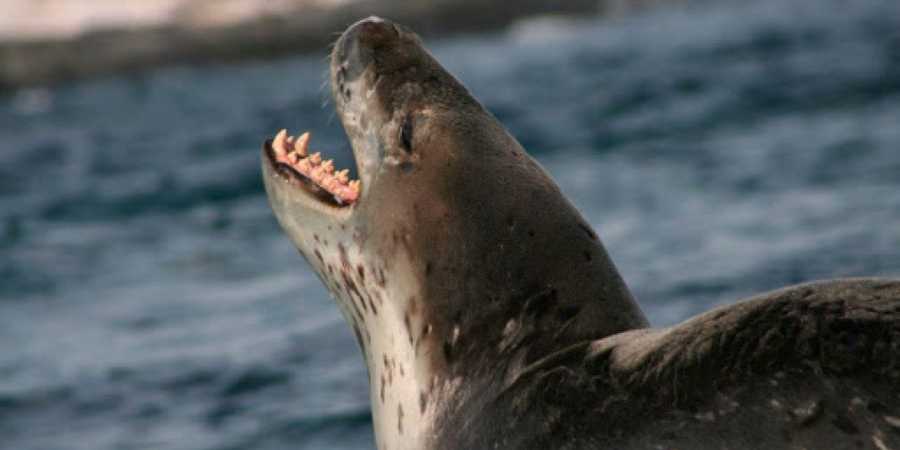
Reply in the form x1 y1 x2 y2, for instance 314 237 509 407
327 34 341 51
321 88 333 109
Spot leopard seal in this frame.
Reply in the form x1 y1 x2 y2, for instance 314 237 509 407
261 16 900 450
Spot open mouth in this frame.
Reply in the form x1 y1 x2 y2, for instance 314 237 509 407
263 129 361 207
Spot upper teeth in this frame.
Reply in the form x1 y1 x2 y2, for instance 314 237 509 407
294 132 310 156
271 128 360 204
273 129 288 156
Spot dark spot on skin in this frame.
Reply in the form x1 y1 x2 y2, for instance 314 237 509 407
832 413 860 435
374 290 384 306
376 268 387 287
425 261 433 276
578 222 598 240
399 161 414 173
400 113 413 152
557 305 581 322
443 341 453 362
313 234 320 242
342 272 369 314
583 251 592 262
380 375 386 403
404 313 413 344
338 243 350 270
523 288 558 317
397 404 404 434
368 296 379 316
314 250 324 263
354 295 368 318
347 291 366 324
357 265 366 281
419 391 428 414
352 324 365 350
327 265 334 275
528 230 535 238
866 400 887 414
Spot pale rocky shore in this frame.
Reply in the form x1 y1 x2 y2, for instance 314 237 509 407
0 0 628 89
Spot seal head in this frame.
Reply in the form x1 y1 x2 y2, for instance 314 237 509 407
262 16 647 450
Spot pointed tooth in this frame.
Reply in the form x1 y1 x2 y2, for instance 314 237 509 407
294 132 310 156
286 135 295 148
349 180 361 193
322 175 339 191
273 129 288 155
310 166 325 182
309 152 322 164
288 152 300 164
322 160 335 173
336 169 349 184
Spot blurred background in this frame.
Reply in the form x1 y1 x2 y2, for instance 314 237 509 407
1 0 899 449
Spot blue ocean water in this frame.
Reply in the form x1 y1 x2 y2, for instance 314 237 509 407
1 0 899 448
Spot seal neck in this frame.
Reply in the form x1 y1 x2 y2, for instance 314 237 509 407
326 217 647 450
324 245 440 450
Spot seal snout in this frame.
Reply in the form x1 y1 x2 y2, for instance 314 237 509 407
346 16 399 48
335 16 400 77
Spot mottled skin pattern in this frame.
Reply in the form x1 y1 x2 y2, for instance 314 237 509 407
262 17 900 450
441 279 900 450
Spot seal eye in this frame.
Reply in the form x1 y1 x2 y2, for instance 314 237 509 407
400 115 413 153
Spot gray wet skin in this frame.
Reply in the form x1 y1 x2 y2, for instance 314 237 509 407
263 17 900 450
